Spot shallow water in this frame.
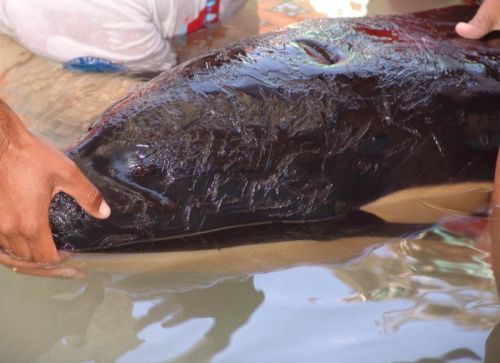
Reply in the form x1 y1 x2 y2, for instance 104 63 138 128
2 222 499 362
2 0 499 362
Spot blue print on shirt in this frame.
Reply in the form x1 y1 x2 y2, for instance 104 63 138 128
63 57 125 73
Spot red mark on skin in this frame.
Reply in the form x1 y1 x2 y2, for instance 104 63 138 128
354 26 400 41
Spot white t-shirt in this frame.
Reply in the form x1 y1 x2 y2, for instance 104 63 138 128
0 0 245 72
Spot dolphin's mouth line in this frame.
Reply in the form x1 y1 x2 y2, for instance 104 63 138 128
70 215 354 251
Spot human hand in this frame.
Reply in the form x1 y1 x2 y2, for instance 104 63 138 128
456 0 500 39
0 99 110 269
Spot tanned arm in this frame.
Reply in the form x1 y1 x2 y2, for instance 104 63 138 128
0 99 110 277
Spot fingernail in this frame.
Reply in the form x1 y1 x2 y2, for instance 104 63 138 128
99 200 111 218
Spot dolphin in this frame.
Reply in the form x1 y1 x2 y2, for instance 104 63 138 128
48 5 500 252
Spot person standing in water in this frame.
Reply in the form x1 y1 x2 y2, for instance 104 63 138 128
0 0 246 72
0 0 498 277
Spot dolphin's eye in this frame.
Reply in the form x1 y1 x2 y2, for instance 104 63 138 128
293 39 343 65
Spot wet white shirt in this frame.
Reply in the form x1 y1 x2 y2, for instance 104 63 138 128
0 0 244 72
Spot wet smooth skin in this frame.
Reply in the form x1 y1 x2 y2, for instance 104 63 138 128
45 6 500 252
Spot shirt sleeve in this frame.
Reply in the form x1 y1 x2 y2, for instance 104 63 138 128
2 0 177 72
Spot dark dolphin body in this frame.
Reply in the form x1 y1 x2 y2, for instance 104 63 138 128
49 6 500 252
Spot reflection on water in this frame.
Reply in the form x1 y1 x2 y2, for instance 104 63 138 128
1 0 498 362
1 218 498 362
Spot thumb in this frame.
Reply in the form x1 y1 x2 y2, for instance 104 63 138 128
59 166 111 220
456 0 500 39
